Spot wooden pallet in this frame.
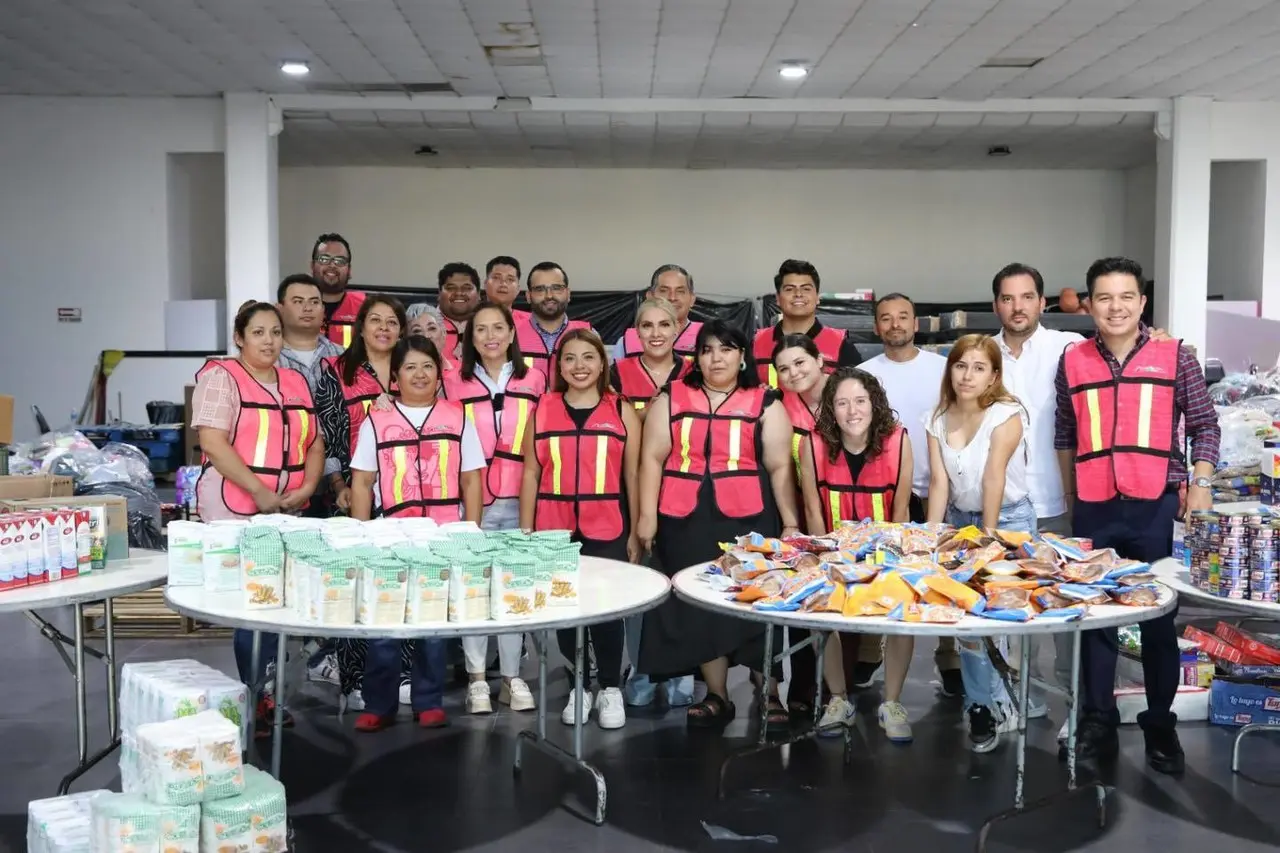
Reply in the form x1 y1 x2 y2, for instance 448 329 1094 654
82 589 231 639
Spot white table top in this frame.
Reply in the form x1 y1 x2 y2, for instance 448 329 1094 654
1152 557 1280 616
672 564 1177 637
0 550 168 613
165 556 670 638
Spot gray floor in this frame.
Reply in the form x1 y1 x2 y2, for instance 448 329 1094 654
3 604 1279 853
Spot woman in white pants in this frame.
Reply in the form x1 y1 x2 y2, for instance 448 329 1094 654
444 304 546 714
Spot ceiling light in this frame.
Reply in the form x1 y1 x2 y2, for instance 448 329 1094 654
280 61 310 77
988 145 1012 157
779 63 809 80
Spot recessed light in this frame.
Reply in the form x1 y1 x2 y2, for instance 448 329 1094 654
280 61 310 77
988 145 1012 157
779 63 809 80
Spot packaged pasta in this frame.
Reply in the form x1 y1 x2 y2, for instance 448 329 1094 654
1109 585 1161 606
886 602 965 623
922 573 985 613
1060 562 1109 584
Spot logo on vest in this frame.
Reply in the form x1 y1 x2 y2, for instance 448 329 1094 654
1131 365 1170 376
594 422 619 430
286 395 305 404
425 424 455 434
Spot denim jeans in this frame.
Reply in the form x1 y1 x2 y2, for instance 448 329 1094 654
363 637 446 716
623 614 694 705
947 497 1038 713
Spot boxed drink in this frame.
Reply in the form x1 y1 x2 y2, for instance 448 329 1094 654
42 510 78 580
0 515 24 591
73 508 92 575
21 513 48 585
0 496 126 564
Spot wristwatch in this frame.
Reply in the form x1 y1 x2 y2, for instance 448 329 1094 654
1191 476 1212 489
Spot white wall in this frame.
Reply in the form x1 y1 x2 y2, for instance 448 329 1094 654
278 167 1128 300
1208 160 1266 302
0 96 223 441
1122 162 1157 276
167 153 226 302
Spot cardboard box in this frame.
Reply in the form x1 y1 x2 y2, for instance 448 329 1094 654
1209 677 1280 727
0 394 13 446
1262 450 1280 506
1214 622 1280 665
0 475 74 501
0 495 129 562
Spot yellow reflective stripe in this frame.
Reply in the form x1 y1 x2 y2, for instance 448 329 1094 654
523 356 534 368
595 435 608 493
549 436 562 494
436 440 450 500
1136 383 1154 447
362 399 372 416
678 417 694 473
464 402 475 424
1085 389 1102 452
252 410 270 469
871 493 885 523
511 398 530 453
767 364 778 388
791 432 801 469
634 400 647 410
829 491 840 530
726 419 741 471
392 446 407 506
295 412 309 465
342 325 352 348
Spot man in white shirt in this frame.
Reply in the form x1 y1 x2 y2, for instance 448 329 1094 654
858 293 961 697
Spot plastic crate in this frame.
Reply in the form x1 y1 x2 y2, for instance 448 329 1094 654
133 439 184 474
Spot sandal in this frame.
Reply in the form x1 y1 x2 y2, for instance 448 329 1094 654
687 693 736 728
765 697 790 732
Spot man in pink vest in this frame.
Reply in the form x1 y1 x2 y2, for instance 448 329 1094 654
311 233 366 348
1054 256 1219 776
514 261 594 379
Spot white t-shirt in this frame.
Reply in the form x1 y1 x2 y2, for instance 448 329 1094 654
351 403 486 509
925 401 1030 513
282 346 317 369
995 325 1083 519
859 350 947 497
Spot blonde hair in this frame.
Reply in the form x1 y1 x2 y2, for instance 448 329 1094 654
634 297 679 327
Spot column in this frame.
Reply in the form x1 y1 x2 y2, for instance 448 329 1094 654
1153 97 1212 358
224 92 281 354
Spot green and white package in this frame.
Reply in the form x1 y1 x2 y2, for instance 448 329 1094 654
200 766 289 853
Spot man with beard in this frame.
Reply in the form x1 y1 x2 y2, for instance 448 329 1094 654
752 259 863 386
311 233 365 348
483 256 528 320
514 261 594 378
436 261 481 359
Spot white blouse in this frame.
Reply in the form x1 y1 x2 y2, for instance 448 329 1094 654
925 401 1029 513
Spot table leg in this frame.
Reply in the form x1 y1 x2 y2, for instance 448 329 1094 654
104 598 118 740
1232 724 1280 775
512 626 608 825
246 631 262 754
271 632 288 779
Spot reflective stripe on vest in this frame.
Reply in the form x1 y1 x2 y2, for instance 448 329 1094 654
369 401 465 521
659 383 767 519
197 359 316 516
443 367 547 505
781 391 816 474
813 425 904 527
534 393 627 540
622 320 702 358
324 290 366 348
613 355 691 411
752 324 846 387
514 316 592 379
1063 337 1179 502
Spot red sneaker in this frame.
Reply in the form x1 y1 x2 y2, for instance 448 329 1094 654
354 712 395 733
417 708 449 728
254 697 295 738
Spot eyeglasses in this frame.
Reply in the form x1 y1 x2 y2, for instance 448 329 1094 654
314 254 350 267
530 284 568 297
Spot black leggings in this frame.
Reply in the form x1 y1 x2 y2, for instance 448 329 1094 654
558 621 625 689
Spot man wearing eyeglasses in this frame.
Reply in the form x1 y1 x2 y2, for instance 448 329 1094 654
437 262 482 359
514 261 594 378
311 233 365 349
751 258 864 386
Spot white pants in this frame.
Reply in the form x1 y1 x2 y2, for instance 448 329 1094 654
464 498 525 678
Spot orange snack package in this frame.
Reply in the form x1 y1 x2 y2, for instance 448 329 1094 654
922 573 986 613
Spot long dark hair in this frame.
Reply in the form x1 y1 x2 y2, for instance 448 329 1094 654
553 329 609 396
815 367 899 463
460 303 529 381
682 319 760 389
770 333 821 365
338 294 407 385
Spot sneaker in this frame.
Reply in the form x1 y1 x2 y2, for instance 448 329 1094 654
1142 725 1185 775
878 700 913 743
354 712 394 733
968 704 999 753
307 653 339 686
467 681 493 715
1026 696 1049 720
417 708 449 729
1059 715 1118 762
624 672 656 707
254 697 295 738
500 677 536 711
817 695 856 737
664 675 695 707
562 688 592 725
939 667 964 698
851 661 882 689
340 690 365 713
596 687 627 729
399 680 411 706
995 701 1020 734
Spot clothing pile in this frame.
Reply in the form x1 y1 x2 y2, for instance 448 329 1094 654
704 522 1165 624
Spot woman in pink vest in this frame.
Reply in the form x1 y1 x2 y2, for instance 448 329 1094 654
443 303 547 715
348 336 485 732
192 300 325 733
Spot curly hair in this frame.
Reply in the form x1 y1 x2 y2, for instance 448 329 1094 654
814 367 900 464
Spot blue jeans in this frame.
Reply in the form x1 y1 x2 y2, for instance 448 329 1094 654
623 614 693 706
946 498 1037 713
233 629 277 695
364 638 447 716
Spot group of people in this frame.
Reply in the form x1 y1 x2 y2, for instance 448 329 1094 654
192 235 1218 778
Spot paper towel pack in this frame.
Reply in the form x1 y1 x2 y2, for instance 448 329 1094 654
164 521 205 587
200 765 288 853
27 790 107 853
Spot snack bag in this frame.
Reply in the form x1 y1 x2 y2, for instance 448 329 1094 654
824 581 847 613
1017 541 1060 563
982 560 1023 577
886 602 965 623
1103 561 1152 581
826 559 881 585
922 573 986 613
986 587 1032 610
938 525 991 553
1040 532 1087 561
1060 561 1108 584
752 596 800 612
900 523 942 555
843 583 891 617
867 570 918 610
783 533 839 554
1109 585 1161 606
990 528 1033 549
779 570 830 607
1115 572 1157 587
979 605 1037 622
1016 559 1059 578
734 532 794 554
1032 588 1075 611
800 581 837 611
1055 583 1111 605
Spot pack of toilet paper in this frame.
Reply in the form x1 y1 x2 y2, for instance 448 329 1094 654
27 790 107 853
199 766 288 853
134 711 244 806
164 521 204 587
88 793 199 853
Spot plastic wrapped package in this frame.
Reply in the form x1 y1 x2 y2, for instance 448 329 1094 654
1209 370 1280 406
199 766 288 853
27 790 108 853
89 793 199 853
1217 404 1276 467
134 711 244 806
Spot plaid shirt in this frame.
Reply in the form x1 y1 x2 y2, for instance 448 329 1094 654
277 337 346 394
1053 325 1220 484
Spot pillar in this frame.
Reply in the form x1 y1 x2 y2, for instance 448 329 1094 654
223 92 280 353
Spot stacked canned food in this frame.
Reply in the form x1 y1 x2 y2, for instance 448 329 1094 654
1187 510 1280 602
1249 516 1279 603
1187 510 1220 593
1217 511 1253 599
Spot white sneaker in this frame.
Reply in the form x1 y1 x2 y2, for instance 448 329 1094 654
398 680 411 706
595 687 626 729
1025 696 1049 719
500 677 536 711
1058 717 1070 743
341 689 364 712
467 681 493 715
817 695 855 737
878 700 913 743
996 702 1020 734
307 653 339 686
562 688 592 725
